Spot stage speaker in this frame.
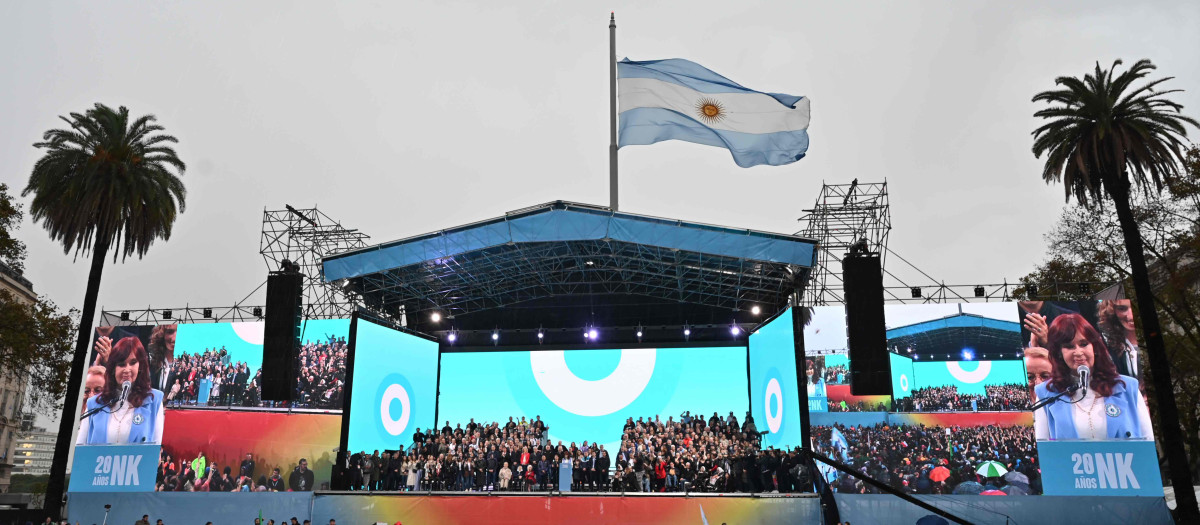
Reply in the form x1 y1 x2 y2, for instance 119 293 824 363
843 254 890 396
262 271 303 401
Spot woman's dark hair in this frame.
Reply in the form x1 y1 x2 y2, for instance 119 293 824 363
806 358 824 386
148 324 177 370
99 336 153 407
1045 313 1122 397
1097 300 1134 360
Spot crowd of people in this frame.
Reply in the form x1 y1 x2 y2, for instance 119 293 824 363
158 336 346 410
155 451 319 492
614 411 809 493
893 384 1032 412
341 416 608 492
810 422 1040 495
828 400 890 412
823 364 848 384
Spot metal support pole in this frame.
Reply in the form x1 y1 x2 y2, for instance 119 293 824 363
609 13 619 211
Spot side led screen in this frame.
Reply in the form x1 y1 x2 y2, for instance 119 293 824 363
346 319 439 454
749 309 803 449
889 352 914 400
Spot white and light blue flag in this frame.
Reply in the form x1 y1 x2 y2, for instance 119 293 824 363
617 58 810 168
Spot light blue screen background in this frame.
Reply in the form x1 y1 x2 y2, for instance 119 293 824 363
438 346 748 452
347 319 439 454
911 360 1026 395
749 309 803 450
175 322 265 372
890 353 914 399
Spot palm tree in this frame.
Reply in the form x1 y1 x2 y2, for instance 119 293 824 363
1032 60 1198 520
24 103 186 515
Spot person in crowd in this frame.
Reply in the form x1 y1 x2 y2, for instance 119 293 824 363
290 458 316 491
893 383 1031 412
81 365 106 415
1098 299 1139 377
240 452 256 480
1034 313 1154 440
1019 300 1079 349
266 467 285 491
77 337 165 445
1024 347 1053 403
148 324 178 392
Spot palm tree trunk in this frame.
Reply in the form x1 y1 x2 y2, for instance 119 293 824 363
44 236 108 518
1110 179 1200 521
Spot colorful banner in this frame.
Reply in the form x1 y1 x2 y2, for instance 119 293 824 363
69 444 160 492
310 494 821 525
825 384 891 412
158 410 341 492
1038 440 1162 496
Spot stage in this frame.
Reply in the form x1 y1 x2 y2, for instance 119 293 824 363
65 491 1172 524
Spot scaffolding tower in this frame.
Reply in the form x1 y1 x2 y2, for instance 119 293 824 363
797 180 892 305
260 205 371 319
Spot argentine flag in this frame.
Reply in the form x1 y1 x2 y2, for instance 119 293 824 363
618 58 810 168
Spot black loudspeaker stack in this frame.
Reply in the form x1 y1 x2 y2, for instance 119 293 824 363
842 254 891 396
262 270 303 401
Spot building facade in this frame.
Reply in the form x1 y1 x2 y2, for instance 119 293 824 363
0 260 36 493
12 426 55 476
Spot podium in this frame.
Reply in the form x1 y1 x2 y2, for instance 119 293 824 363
558 461 572 492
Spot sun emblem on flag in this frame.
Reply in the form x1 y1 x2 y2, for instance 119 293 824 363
695 98 726 124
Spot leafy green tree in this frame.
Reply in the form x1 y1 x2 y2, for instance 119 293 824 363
0 183 75 414
1032 60 1199 520
23 104 186 515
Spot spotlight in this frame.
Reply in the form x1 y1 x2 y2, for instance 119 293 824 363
492 331 499 342
636 325 644 341
588 329 599 340
961 349 974 361
683 327 691 338
537 331 544 341
431 312 442 323
120 311 130 321
750 305 761 316
202 308 213 319
447 332 457 343
974 286 985 298
913 354 920 360
906 347 912 354
730 324 741 336
162 310 172 319
253 307 263 318
910 287 922 298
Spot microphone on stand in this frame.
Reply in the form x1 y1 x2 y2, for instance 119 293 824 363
1077 365 1090 396
116 380 132 411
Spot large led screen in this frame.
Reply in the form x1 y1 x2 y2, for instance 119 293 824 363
889 352 913 400
749 308 803 450
346 318 439 455
437 346 748 452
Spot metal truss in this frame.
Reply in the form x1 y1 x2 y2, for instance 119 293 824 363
99 305 265 326
797 179 891 305
261 205 371 319
353 239 804 320
881 281 1116 304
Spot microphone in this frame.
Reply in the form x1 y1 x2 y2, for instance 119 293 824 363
116 380 132 411
1077 365 1090 396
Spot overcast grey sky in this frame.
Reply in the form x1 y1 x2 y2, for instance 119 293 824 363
3 1 1199 326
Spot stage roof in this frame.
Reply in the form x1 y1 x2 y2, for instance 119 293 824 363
886 313 1023 360
323 201 816 332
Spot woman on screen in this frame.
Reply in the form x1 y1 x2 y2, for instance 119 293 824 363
806 358 826 398
1033 314 1152 440
77 336 166 445
1098 299 1139 377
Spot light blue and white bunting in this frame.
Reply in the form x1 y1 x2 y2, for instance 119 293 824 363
617 58 810 168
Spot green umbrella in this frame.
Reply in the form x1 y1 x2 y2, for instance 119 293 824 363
976 461 1008 478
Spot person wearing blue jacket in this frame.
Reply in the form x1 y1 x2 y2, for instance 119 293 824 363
77 336 165 445
1033 314 1152 441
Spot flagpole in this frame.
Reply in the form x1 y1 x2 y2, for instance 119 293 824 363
608 12 618 211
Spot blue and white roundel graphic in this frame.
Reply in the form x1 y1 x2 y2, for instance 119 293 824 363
376 374 414 437
347 320 438 454
439 346 748 451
